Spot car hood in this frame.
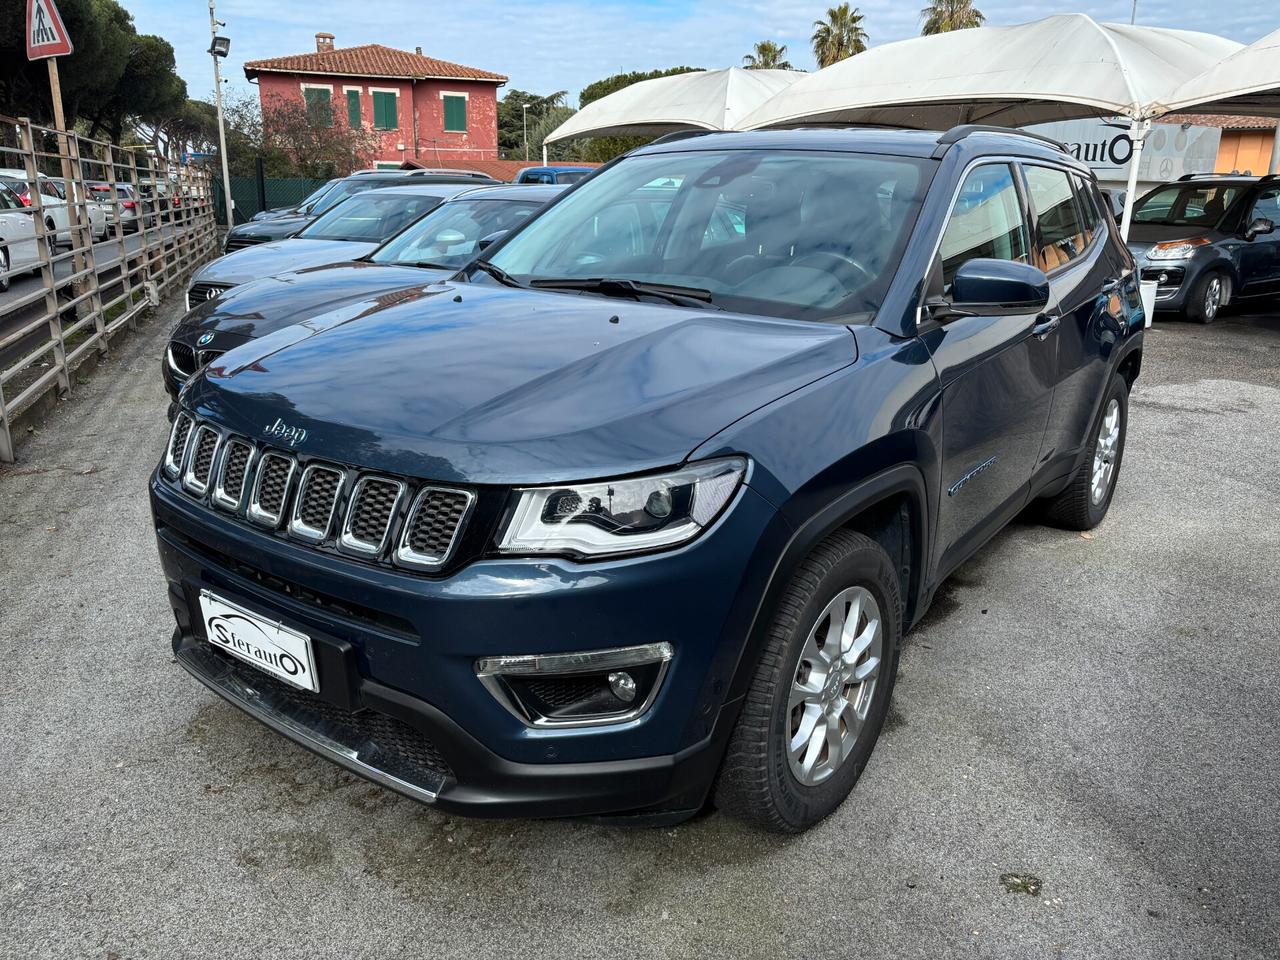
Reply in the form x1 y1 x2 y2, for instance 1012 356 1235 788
182 283 856 485
194 239 380 287
176 262 452 344
1125 223 1223 257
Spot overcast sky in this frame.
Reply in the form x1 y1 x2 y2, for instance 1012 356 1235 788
132 0 1276 106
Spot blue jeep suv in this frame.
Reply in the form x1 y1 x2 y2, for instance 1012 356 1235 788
152 126 1144 832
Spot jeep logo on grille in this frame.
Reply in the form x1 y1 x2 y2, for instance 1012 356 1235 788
264 417 307 447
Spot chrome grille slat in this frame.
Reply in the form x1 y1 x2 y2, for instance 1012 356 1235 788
167 342 196 381
247 452 296 527
289 465 344 541
164 413 194 476
396 486 474 571
182 425 222 495
340 477 404 556
212 439 254 510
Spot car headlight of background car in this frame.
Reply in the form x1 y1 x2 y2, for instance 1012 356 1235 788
1146 237 1210 261
498 457 747 558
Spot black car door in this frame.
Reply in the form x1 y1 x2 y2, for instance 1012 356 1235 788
1023 164 1123 476
1238 186 1280 297
921 161 1058 578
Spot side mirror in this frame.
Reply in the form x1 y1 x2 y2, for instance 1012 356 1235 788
476 229 508 251
434 229 467 246
929 258 1050 320
1245 217 1275 241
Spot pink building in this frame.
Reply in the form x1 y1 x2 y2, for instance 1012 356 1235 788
244 34 507 168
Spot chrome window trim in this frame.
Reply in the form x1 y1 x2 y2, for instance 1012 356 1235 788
288 463 346 542
475 642 675 729
247 452 296 528
339 476 406 556
211 438 257 512
163 412 195 477
181 424 223 497
394 485 475 571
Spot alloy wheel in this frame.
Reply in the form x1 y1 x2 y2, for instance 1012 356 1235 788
786 585 883 786
1204 276 1222 320
1091 397 1121 505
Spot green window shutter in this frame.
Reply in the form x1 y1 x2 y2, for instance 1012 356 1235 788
373 91 398 130
346 89 361 127
303 88 332 126
443 95 467 132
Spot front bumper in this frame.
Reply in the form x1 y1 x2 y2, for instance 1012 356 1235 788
152 470 785 818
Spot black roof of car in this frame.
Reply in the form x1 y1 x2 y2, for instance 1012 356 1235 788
347 182 486 199
335 171 496 185
450 183 568 202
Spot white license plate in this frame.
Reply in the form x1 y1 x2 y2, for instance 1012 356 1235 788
199 590 319 692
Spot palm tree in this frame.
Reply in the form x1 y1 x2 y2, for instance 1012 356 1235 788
743 41 793 71
811 4 869 68
920 0 985 35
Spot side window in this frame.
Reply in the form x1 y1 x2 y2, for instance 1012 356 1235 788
1249 188 1280 225
1072 173 1101 247
1024 165 1087 272
0 189 15 210
938 163 1029 291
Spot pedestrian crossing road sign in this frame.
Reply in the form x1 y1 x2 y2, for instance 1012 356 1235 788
27 0 73 60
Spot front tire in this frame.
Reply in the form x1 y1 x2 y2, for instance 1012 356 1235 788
1042 373 1129 530
1186 270 1227 324
0 246 10 292
714 530 902 833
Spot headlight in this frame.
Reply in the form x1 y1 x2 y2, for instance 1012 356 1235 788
1147 237 1210 261
498 457 747 558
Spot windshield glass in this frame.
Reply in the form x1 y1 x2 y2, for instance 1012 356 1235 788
372 196 549 269
309 178 404 216
297 192 444 243
484 149 930 320
1133 184 1240 226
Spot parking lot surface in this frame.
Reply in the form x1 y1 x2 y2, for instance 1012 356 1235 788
1 301 1277 959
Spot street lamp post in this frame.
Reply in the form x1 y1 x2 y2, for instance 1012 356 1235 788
522 103 529 162
208 0 235 231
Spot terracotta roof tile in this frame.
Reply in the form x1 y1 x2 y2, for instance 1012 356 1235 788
244 44 506 83
1164 113 1278 130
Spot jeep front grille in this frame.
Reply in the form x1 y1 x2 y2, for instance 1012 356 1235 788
396 487 474 570
341 477 404 555
162 414 474 572
290 465 344 541
248 452 296 527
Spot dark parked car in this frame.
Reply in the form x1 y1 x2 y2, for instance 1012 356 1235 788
166 184 564 398
250 179 337 222
153 126 1144 832
185 182 482 310
1127 173 1280 322
221 171 499 252
514 165 595 184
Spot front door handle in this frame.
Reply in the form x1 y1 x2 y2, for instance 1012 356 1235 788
1032 314 1060 341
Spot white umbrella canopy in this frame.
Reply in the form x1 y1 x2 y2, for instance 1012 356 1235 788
543 67 805 144
1158 26 1280 119
737 14 1241 131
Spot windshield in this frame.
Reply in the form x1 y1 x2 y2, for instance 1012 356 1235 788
297 180 335 210
296 191 444 243
372 196 549 269
1133 184 1240 227
309 178 404 216
483 149 930 321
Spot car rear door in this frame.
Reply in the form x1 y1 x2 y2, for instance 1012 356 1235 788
1238 186 1280 297
1022 163 1125 478
923 161 1058 577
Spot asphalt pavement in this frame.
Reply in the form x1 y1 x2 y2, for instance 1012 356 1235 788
0 300 1277 959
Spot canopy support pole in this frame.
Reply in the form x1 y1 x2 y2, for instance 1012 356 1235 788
1270 123 1279 175
542 143 548 166
1119 118 1151 242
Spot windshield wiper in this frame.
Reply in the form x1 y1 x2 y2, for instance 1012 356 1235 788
528 277 720 309
400 260 455 270
471 258 524 287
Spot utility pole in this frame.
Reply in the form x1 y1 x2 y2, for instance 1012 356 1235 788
1130 0 1137 24
208 0 235 230
522 103 529 162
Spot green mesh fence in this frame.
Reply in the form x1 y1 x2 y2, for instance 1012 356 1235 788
213 176 329 224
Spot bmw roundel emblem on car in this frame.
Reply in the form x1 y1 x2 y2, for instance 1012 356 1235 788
197 333 214 346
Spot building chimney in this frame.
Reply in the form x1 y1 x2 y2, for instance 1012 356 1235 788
415 46 422 56
316 32 335 53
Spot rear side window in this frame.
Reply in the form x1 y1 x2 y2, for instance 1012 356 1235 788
938 163 1030 290
1024 165 1087 272
1249 187 1280 224
1071 173 1102 248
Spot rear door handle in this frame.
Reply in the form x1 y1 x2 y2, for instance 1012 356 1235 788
1032 314 1060 340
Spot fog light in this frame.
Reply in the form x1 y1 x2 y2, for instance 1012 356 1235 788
608 670 637 702
475 642 672 728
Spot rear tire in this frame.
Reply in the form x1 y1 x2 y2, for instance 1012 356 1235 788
0 246 10 292
1042 373 1129 530
1185 270 1227 324
714 530 902 833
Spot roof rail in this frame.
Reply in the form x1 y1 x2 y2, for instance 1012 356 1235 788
648 130 715 146
931 124 1067 159
1177 172 1226 180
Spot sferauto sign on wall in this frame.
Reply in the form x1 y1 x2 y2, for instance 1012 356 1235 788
1028 118 1222 185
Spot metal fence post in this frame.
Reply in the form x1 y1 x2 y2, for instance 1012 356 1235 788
19 118 70 398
